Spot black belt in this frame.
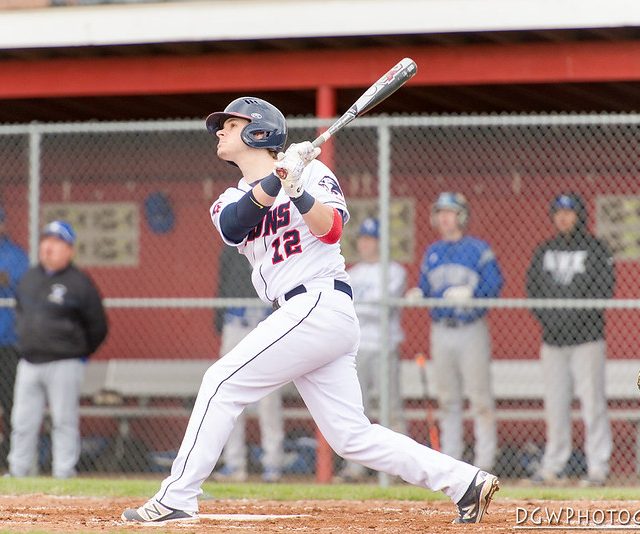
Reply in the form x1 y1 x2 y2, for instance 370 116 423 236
438 318 465 328
272 280 352 311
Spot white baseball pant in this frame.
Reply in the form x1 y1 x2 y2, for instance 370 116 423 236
339 347 406 479
154 288 478 512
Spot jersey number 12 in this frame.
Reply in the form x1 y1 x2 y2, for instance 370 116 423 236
272 230 302 264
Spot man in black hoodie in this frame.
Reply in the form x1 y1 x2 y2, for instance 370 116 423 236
526 193 614 487
8 220 108 478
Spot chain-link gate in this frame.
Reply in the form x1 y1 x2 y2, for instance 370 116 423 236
0 114 638 485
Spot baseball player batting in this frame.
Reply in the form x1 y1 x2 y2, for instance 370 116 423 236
121 97 499 525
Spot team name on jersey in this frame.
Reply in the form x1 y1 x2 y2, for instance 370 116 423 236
246 202 292 242
543 249 587 285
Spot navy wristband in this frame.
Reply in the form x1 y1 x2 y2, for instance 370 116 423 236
292 191 315 214
261 173 282 197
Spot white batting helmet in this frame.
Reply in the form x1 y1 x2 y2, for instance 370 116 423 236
431 192 469 228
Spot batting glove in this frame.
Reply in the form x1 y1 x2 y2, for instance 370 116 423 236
274 142 321 199
294 141 321 165
405 287 424 301
443 285 474 301
275 152 305 198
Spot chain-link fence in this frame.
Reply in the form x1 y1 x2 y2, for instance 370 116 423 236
0 1 188 8
0 114 639 484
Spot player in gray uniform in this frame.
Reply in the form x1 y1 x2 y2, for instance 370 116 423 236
122 97 499 525
412 193 503 473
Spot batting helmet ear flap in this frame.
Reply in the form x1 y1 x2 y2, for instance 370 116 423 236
240 122 286 152
457 204 469 228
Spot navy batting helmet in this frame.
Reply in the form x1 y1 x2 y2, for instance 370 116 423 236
431 192 470 227
205 97 287 152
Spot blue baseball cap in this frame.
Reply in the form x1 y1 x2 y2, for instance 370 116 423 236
551 194 579 212
359 217 379 238
42 220 76 245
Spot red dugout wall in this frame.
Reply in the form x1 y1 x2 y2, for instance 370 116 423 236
3 161 638 364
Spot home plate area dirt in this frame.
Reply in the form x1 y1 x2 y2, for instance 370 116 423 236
0 495 632 533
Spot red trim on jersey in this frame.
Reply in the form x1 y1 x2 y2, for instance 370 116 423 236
314 208 343 244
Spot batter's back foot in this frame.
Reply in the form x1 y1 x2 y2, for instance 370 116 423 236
453 470 499 524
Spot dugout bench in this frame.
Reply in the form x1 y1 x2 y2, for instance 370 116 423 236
78 358 640 472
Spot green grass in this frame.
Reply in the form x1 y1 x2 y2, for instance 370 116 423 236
0 476 638 501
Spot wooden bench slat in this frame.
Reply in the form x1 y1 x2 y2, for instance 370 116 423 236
88 358 640 401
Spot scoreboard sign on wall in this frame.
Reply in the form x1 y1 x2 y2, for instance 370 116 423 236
42 202 139 267
341 197 415 264
596 195 640 260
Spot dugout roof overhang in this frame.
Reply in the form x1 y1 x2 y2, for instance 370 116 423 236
2 0 640 121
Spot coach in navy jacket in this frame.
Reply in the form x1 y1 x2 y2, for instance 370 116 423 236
526 194 615 346
525 193 614 487
9 221 107 479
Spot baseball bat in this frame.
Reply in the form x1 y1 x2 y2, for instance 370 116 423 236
311 57 418 148
415 353 440 451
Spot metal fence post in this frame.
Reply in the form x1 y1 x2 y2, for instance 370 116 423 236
27 125 41 264
377 124 392 487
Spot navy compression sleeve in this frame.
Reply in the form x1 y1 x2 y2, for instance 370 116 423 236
219 192 266 243
219 173 282 243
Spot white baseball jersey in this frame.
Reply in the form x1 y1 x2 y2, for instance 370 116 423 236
210 160 350 304
347 261 406 352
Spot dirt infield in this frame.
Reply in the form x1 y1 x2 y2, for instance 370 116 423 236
1 495 638 533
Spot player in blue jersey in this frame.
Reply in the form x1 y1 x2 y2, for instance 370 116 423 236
0 206 29 469
414 192 503 472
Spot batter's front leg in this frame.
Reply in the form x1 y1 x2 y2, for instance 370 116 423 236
153 353 286 511
151 296 334 512
294 354 478 502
